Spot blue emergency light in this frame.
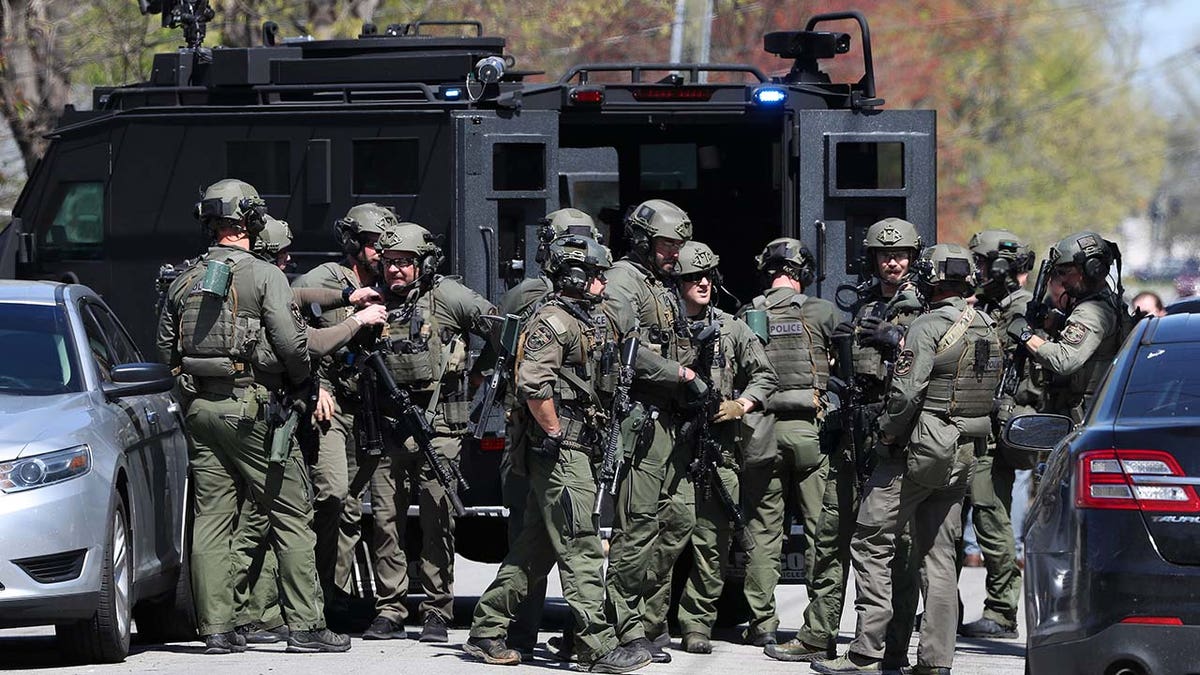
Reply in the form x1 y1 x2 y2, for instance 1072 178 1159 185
752 86 788 105
442 87 464 101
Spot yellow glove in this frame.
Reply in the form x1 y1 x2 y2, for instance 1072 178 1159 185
712 399 747 423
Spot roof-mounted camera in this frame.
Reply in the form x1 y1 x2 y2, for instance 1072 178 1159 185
763 31 850 61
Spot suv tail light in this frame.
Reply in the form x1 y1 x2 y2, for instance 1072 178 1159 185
1076 449 1200 512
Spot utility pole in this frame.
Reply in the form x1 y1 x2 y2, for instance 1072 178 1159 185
670 0 686 64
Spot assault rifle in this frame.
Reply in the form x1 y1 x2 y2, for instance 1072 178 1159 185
469 313 521 439
681 319 755 552
832 333 873 492
359 345 469 517
1000 259 1050 396
594 335 640 518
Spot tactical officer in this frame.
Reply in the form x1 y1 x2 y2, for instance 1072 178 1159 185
813 243 1001 675
360 223 497 642
156 179 350 654
603 198 702 663
958 230 1034 640
768 218 927 664
291 203 396 614
672 241 777 654
736 237 837 647
1008 232 1126 422
491 208 604 659
465 235 651 673
231 213 387 643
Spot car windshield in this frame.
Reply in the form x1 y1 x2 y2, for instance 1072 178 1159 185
0 303 82 395
1119 343 1200 419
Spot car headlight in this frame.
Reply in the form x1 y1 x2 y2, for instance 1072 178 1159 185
0 445 91 493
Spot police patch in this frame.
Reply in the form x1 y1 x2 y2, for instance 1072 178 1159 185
894 349 915 376
290 302 306 330
1062 321 1088 345
524 323 555 353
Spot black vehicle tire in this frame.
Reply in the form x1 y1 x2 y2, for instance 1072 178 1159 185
57 501 133 663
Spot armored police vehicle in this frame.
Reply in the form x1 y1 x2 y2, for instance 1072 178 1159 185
0 7 935 590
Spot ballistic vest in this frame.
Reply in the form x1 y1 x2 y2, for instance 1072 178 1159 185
752 289 829 415
924 306 1003 418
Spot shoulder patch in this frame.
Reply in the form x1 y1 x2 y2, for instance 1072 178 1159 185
1062 321 1088 346
291 302 307 330
524 322 556 353
894 349 915 376
544 312 570 336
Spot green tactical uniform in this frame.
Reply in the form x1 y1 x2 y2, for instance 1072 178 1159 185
1031 293 1121 422
675 306 776 638
963 285 1032 634
770 283 925 661
603 256 698 645
292 260 368 597
157 244 323 637
471 294 621 661
495 275 555 651
738 285 837 639
842 291 1001 672
366 273 496 626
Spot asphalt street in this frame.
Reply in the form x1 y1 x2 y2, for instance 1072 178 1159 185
1 557 1024 674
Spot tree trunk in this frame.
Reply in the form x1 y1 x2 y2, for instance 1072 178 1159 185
308 0 335 40
0 0 72 175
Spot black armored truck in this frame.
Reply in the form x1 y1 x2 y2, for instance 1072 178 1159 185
0 6 936 598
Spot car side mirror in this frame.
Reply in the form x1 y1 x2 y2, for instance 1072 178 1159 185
102 362 176 399
1003 413 1074 452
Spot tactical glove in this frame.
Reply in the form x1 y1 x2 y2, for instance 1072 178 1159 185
684 375 709 404
534 432 563 457
712 399 747 423
833 320 856 339
859 316 904 350
1006 316 1031 344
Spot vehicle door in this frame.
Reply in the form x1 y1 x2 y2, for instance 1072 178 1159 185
79 300 184 579
453 109 561 305
795 109 936 308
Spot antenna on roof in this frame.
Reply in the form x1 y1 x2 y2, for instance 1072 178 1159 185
138 0 215 51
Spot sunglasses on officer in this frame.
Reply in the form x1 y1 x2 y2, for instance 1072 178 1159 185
383 256 417 269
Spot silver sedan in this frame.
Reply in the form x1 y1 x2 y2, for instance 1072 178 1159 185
0 280 191 663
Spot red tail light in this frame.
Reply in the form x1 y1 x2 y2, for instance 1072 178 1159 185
1076 449 1200 512
1121 616 1184 625
479 437 506 452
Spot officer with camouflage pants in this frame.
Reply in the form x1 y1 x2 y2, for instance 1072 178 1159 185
465 235 651 673
157 179 349 654
958 230 1035 640
814 244 1001 675
359 223 497 643
489 208 604 658
603 199 703 664
672 241 777 654
1008 231 1125 424
737 237 836 646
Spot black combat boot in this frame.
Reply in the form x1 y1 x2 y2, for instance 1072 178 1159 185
286 628 352 653
419 612 449 642
235 622 289 644
362 616 408 640
589 643 653 673
682 632 712 654
624 636 670 663
203 630 247 654
463 636 521 665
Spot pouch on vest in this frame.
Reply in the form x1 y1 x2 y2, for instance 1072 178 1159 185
618 401 651 461
767 388 820 416
181 356 243 378
739 410 778 468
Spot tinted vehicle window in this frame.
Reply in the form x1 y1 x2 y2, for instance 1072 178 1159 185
353 139 420 195
80 307 116 381
84 303 142 365
38 181 104 258
1119 343 1200 418
0 303 82 395
226 140 290 195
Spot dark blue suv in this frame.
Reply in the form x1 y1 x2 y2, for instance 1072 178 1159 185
1007 311 1200 675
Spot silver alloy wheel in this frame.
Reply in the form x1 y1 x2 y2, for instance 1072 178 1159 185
113 509 131 641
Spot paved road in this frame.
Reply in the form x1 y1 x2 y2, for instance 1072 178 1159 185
1 557 1023 673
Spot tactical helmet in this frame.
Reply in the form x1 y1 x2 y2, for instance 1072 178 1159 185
194 179 267 234
863 218 923 251
677 241 721 277
254 215 294 256
969 229 1034 295
1047 231 1114 281
334 203 399 255
913 243 978 295
756 237 816 287
536 208 601 265
623 199 693 255
545 234 612 300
